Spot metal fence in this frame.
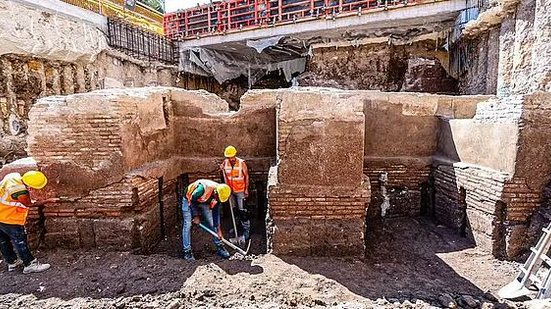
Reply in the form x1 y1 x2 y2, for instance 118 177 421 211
107 18 177 64
448 2 482 78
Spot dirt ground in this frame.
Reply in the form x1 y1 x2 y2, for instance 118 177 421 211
0 217 543 309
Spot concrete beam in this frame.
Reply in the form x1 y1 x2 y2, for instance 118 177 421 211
181 0 470 48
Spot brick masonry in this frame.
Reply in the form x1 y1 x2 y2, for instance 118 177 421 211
432 158 509 255
268 185 370 256
364 157 431 218
362 92 490 219
16 88 277 251
0 52 178 164
433 92 551 259
267 89 370 256
9 87 550 260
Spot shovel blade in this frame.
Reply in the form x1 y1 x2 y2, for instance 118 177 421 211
230 236 246 246
498 279 532 299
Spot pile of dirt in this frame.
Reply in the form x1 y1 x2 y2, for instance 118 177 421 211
0 218 540 309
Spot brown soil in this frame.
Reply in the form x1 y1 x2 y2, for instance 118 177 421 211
0 218 524 308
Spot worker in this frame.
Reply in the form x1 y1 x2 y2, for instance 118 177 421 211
182 179 232 260
220 146 251 241
0 171 55 274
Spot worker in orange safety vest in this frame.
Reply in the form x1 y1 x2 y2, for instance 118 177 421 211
0 171 56 274
220 146 251 241
181 179 232 260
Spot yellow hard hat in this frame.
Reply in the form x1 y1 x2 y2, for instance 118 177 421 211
216 184 231 202
224 145 237 158
22 171 48 189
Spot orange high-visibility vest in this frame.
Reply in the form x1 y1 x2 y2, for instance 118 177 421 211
185 179 218 207
0 173 29 225
223 158 247 193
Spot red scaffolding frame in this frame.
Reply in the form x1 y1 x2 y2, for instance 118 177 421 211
163 0 413 41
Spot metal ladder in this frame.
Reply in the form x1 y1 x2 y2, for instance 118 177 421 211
499 222 551 299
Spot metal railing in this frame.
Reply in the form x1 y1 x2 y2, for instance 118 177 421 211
163 0 412 40
107 18 177 64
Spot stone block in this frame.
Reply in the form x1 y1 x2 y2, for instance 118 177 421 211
277 89 365 187
44 232 81 248
78 220 97 248
93 218 136 250
466 208 494 251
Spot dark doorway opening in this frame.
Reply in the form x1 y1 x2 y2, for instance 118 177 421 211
152 173 268 259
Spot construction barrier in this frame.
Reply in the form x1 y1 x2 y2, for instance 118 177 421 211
61 0 164 34
164 0 412 40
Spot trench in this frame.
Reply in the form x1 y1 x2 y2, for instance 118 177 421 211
151 173 268 258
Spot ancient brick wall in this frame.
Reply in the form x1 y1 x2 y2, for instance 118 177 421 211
268 185 370 256
0 52 178 165
14 86 551 260
432 160 509 255
266 89 370 256
18 88 276 251
433 91 551 260
364 158 431 218
363 92 491 218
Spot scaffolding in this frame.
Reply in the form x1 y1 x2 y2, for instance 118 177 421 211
163 0 412 40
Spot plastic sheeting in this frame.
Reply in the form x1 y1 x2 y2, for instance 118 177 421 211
246 36 284 53
179 39 307 86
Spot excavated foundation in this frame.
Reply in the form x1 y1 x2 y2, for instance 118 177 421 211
2 87 549 260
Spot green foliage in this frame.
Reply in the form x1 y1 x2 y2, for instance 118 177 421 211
138 0 165 13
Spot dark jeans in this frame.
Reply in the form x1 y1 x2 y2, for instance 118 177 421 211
181 199 222 252
0 223 35 266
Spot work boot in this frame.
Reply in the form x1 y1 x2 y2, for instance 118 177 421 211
182 250 195 261
216 245 230 259
22 259 51 274
7 260 22 272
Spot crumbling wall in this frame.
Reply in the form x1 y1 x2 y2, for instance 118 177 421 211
433 92 551 259
363 92 490 218
461 0 550 97
0 0 181 165
266 89 370 256
456 29 500 95
0 52 179 164
23 88 275 250
299 41 457 94
438 0 551 260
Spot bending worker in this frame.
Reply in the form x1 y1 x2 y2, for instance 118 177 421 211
182 179 232 260
0 171 54 274
221 146 251 241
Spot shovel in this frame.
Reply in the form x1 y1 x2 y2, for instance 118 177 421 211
221 168 246 246
498 280 532 299
228 201 246 246
198 223 251 256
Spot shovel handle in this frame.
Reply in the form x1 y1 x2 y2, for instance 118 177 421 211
198 223 248 256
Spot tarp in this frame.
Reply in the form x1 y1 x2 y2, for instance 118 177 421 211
179 37 307 87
